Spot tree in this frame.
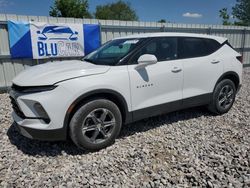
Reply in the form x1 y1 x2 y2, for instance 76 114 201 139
158 19 167 23
95 0 138 21
232 0 250 26
49 0 92 18
219 8 231 25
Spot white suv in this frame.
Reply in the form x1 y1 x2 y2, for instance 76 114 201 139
10 33 243 150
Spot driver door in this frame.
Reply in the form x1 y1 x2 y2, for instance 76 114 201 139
127 37 183 120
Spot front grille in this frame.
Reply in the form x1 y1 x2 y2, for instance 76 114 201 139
9 96 25 119
11 84 57 93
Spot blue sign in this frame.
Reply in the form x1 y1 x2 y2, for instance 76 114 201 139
8 21 101 59
8 21 33 58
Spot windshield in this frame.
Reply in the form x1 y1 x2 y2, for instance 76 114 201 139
83 38 143 66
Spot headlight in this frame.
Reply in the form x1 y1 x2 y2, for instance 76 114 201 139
12 84 57 93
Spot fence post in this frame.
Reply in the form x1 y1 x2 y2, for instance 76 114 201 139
207 27 211 35
241 28 246 60
98 21 102 45
160 25 165 32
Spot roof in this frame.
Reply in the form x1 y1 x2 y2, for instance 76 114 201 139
114 32 227 44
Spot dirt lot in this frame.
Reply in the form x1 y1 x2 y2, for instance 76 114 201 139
0 68 250 187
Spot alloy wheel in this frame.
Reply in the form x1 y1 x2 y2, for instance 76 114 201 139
217 85 234 110
82 108 116 144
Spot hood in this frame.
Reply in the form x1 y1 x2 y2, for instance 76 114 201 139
12 60 110 86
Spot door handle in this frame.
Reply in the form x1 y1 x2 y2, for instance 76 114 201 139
211 60 220 64
171 67 182 73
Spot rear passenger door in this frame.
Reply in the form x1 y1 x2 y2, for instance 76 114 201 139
179 37 223 104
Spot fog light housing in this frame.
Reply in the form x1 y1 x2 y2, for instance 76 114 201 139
33 103 50 123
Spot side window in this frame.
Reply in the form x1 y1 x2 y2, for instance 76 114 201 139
178 37 220 59
132 37 177 63
204 39 221 54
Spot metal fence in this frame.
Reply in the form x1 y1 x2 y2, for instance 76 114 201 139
0 13 250 91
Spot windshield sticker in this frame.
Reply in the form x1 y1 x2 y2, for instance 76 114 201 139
123 40 139 44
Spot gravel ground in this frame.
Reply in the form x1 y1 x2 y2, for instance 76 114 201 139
0 68 250 188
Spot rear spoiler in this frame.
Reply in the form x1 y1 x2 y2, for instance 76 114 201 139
221 40 234 49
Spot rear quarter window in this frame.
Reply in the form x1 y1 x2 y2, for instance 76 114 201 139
178 37 221 59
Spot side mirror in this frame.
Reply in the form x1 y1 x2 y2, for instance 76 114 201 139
136 54 157 68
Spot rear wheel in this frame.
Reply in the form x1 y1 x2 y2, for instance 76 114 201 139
208 79 236 114
69 99 122 151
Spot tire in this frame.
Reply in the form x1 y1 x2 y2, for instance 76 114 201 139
69 99 122 151
208 79 236 114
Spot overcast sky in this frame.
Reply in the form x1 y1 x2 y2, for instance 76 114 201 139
0 0 237 24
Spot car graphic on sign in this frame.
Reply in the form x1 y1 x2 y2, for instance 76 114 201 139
36 26 78 41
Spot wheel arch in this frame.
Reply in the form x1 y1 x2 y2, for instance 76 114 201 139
63 89 132 138
215 71 240 91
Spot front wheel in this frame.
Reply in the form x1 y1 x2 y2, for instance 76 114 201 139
69 99 122 151
208 79 236 114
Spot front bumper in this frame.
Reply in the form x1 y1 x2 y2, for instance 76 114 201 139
14 120 66 141
9 84 73 141
12 110 67 141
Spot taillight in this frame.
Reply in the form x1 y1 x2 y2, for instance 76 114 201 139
236 55 243 64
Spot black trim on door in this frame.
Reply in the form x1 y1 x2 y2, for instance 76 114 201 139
132 93 212 122
132 99 182 122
